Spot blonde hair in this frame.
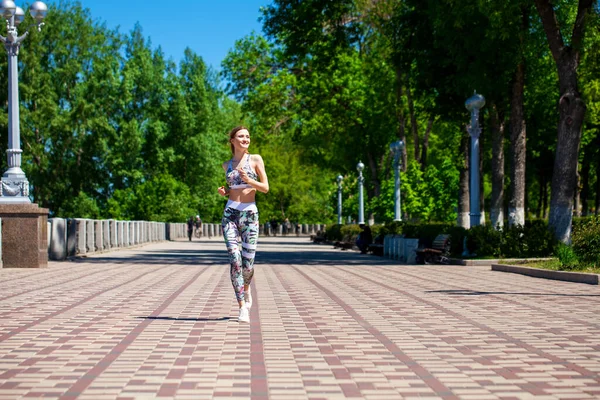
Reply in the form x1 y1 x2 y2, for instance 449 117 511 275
228 125 249 155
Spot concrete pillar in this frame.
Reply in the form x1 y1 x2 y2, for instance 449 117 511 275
48 218 67 261
117 221 124 247
405 239 419 264
66 218 78 257
86 219 95 254
103 220 110 251
123 222 129 247
110 220 117 248
94 220 103 252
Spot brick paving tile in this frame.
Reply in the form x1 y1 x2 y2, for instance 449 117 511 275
0 236 599 399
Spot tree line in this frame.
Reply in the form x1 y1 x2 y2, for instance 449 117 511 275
1 1 599 243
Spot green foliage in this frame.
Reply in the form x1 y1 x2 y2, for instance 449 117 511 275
465 225 502 257
58 191 102 219
0 0 597 232
107 174 197 222
325 224 343 241
571 216 600 267
464 220 556 258
340 224 362 242
555 243 579 269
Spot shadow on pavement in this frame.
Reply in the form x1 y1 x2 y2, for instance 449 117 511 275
70 242 397 267
137 316 232 322
428 289 600 297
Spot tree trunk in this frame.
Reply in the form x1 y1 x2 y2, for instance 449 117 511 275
479 117 486 225
543 175 549 219
580 151 591 215
395 68 408 172
574 169 582 217
420 116 434 170
490 103 505 229
404 73 420 164
509 61 526 227
457 127 470 228
537 168 544 218
534 0 593 242
596 154 600 215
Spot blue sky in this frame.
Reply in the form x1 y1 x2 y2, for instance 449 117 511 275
50 0 273 71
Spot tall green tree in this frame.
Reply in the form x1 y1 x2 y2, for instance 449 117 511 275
534 0 597 242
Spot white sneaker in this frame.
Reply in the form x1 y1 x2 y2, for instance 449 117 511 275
238 306 250 323
244 291 252 310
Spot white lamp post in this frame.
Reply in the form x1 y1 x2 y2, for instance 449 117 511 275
465 91 485 227
357 161 365 225
390 140 404 221
336 175 343 225
0 0 47 202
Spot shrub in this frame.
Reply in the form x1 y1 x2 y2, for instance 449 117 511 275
340 224 362 242
555 243 579 269
466 225 502 257
500 224 526 258
379 221 403 236
446 226 468 257
523 220 556 257
325 224 343 241
571 216 600 267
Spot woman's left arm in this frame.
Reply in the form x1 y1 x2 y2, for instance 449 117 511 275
251 155 269 194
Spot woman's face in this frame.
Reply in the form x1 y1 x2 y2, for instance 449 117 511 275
231 129 251 151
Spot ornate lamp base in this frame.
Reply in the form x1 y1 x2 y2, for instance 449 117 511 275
0 177 30 203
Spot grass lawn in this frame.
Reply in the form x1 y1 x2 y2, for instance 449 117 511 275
521 258 600 275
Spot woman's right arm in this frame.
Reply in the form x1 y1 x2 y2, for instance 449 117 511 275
218 162 229 196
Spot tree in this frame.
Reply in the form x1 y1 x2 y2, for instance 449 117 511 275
534 0 597 242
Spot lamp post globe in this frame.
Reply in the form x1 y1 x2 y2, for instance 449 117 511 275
29 1 47 22
13 6 24 25
465 91 485 228
0 0 16 20
336 175 343 225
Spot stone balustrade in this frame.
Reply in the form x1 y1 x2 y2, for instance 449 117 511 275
383 235 419 264
47 219 327 261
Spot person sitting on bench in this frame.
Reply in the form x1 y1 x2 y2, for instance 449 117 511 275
356 224 373 254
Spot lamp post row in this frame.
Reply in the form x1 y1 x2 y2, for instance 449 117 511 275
340 87 481 227
0 0 47 203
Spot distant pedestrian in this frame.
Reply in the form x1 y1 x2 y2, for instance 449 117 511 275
218 126 269 323
186 216 194 241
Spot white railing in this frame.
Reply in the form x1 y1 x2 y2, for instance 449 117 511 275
47 219 327 261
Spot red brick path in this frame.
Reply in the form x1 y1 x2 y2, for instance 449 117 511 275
0 237 599 399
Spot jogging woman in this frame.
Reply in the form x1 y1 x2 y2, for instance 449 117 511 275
218 126 269 323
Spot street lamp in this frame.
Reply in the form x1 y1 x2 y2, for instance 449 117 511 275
390 140 404 221
0 0 47 202
356 161 365 225
465 91 485 228
336 175 343 225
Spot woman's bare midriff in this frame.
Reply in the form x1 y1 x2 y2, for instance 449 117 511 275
228 188 257 203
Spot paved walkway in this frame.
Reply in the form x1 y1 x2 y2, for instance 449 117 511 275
0 236 599 399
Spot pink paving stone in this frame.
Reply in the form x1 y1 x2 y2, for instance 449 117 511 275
339 383 362 397
166 369 186 379
157 384 178 397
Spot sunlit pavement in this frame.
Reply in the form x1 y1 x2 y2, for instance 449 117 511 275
0 236 599 399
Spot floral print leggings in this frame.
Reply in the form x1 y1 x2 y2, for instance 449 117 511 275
222 206 259 302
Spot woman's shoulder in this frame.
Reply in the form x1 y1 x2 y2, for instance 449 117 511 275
249 154 264 163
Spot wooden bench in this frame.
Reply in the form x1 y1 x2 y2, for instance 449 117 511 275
310 231 326 244
333 234 355 250
415 234 450 264
367 234 384 256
